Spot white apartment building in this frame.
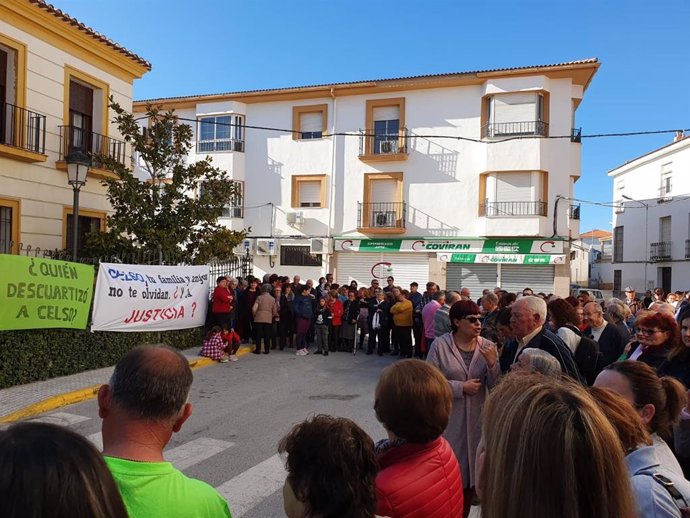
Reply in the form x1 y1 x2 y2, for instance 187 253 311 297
608 133 690 294
135 59 599 295
0 0 149 255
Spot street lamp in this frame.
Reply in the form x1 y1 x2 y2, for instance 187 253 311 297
65 150 90 262
622 195 649 291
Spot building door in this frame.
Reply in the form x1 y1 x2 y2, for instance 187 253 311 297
659 267 672 295
613 269 622 294
0 48 7 144
69 80 93 153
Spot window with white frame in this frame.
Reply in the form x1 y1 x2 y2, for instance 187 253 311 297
661 163 672 196
197 115 244 153
480 171 546 217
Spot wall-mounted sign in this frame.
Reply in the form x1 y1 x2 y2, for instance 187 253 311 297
437 253 566 265
335 238 564 254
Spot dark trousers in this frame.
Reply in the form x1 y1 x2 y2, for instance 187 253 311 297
314 325 329 351
276 319 291 349
390 323 399 353
254 322 273 353
367 326 390 355
394 326 413 358
328 324 341 352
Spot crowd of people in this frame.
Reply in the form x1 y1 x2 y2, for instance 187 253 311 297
7 274 690 518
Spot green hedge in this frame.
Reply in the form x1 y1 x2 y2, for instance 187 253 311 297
0 327 205 389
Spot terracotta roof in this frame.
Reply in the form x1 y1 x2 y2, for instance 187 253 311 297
580 229 612 239
137 58 599 103
28 0 151 70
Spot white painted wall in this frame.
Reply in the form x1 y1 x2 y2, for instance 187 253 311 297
133 70 586 281
0 18 138 251
606 137 690 292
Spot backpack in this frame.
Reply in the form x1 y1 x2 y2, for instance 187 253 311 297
564 325 601 385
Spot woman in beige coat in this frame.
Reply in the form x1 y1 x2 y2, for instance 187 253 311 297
252 284 278 354
427 300 500 518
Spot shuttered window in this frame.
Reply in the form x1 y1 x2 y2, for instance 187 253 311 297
492 93 537 124
300 112 323 139
496 172 533 202
299 181 322 207
613 226 624 262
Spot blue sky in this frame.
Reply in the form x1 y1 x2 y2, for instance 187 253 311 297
57 0 690 232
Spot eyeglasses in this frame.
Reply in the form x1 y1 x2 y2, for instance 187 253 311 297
462 316 482 324
635 328 662 336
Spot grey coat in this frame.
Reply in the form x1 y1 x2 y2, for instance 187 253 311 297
427 333 500 488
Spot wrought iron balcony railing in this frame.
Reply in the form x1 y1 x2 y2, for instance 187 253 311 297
571 127 582 143
569 204 581 220
0 102 46 154
686 239 690 259
59 125 127 168
357 202 406 229
650 241 672 262
358 128 409 156
197 138 245 153
482 120 548 138
481 200 547 217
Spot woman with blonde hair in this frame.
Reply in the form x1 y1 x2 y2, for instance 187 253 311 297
476 373 636 518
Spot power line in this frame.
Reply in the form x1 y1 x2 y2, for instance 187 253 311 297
141 115 690 145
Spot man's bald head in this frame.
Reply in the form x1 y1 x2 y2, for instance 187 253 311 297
109 345 193 421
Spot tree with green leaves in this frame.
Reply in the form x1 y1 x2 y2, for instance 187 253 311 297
84 100 246 264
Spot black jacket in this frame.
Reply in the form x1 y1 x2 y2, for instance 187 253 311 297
368 298 391 329
343 299 361 324
584 323 628 368
518 327 584 383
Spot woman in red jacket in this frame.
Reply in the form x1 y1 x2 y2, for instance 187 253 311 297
374 359 463 518
211 276 233 330
327 289 344 353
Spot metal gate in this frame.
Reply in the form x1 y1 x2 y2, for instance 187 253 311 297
446 263 498 296
500 265 554 294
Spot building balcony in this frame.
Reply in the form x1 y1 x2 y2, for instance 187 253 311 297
358 128 409 162
58 125 127 178
0 102 47 162
685 239 690 259
481 120 548 138
480 200 547 217
650 241 672 262
196 139 245 153
569 204 581 220
357 202 406 234
571 127 582 143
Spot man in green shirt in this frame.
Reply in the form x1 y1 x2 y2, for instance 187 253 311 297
98 345 232 518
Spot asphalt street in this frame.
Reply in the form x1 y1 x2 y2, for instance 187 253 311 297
33 348 399 518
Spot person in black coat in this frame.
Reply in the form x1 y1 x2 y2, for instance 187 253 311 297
340 290 361 352
367 291 390 355
509 296 584 382
274 284 294 350
583 302 628 368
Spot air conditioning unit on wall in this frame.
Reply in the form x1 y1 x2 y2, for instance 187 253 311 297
380 140 399 154
372 211 396 227
255 239 276 256
310 238 331 254
287 211 304 226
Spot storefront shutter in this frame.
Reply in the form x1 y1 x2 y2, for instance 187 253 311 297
335 252 428 289
500 265 554 294
446 264 498 297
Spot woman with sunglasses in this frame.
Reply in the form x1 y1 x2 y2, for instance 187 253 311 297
621 311 680 371
427 300 500 518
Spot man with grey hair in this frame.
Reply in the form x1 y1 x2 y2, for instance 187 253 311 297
434 290 462 338
583 301 627 368
480 292 500 343
509 296 582 381
513 347 562 377
459 287 471 301
98 345 231 518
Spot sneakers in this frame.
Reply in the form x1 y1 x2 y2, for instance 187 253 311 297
219 356 229 363
229 355 238 362
314 350 323 355
296 349 310 356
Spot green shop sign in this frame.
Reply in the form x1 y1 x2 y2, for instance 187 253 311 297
335 238 564 255
440 253 566 265
0 255 95 331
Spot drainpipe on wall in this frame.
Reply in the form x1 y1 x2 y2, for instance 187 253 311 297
328 87 338 274
551 195 564 238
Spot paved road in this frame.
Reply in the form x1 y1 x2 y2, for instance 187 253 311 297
31 348 480 517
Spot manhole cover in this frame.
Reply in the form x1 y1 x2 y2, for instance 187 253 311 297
308 394 360 401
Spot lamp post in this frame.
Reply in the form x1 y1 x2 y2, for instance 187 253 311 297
622 195 649 291
65 151 90 262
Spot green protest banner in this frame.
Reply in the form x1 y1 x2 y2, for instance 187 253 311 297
0 255 95 331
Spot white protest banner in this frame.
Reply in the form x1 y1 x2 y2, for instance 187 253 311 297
92 263 209 332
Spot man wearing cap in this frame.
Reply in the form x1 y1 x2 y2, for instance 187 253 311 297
624 286 641 316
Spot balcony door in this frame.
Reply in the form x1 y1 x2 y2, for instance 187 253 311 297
0 47 7 144
69 80 93 154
